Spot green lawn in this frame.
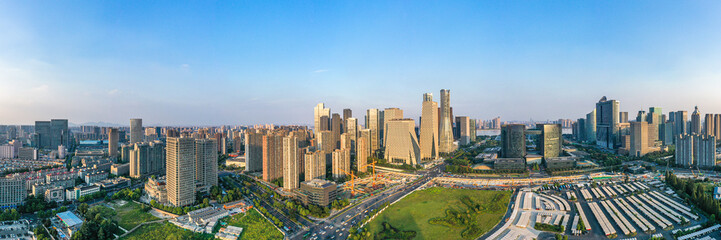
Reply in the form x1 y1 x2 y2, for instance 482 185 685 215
366 187 511 240
118 222 213 240
222 208 284 240
110 201 160 230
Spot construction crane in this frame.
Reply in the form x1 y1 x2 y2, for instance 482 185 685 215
339 168 357 196
369 159 380 188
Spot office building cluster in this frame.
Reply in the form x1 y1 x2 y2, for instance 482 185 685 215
572 97 719 167
499 122 564 170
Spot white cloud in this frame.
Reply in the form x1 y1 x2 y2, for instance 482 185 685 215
108 89 120 95
181 64 190 68
313 69 329 73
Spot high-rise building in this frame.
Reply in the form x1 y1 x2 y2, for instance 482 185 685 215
715 114 721 139
129 141 165 178
343 109 352 121
0 177 26 208
675 111 688 137
130 118 143 144
537 124 561 158
691 106 702 135
384 119 421 165
314 103 331 133
439 89 453 153
304 150 326 181
317 131 334 154
382 108 403 147
245 131 264 173
365 109 381 153
660 122 674 146
420 93 439 161
695 134 716 167
705 114 715 137
332 148 350 180
344 118 358 153
108 128 119 158
262 133 284 182
586 109 597 142
331 113 342 149
283 136 301 190
675 134 694 167
636 111 647 122
166 137 195 207
619 112 629 123
501 124 526 158
195 139 218 188
596 97 620 149
357 129 371 172
457 116 471 145
630 122 649 157
34 119 70 149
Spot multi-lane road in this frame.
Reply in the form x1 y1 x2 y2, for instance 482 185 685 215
291 163 446 240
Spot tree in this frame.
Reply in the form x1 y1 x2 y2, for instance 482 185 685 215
78 203 89 216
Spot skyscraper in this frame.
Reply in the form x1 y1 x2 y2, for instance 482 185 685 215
715 114 721 139
314 103 331 134
304 150 326 181
130 118 143 144
675 110 688 137
262 133 284 182
195 139 218 188
675 134 693 167
586 109 596 142
108 128 119 157
343 109 352 121
245 131 264 173
166 137 195 207
331 113 342 149
365 109 380 153
695 134 716 167
691 106 701 135
501 124 526 158
630 122 649 157
130 141 165 178
357 129 371 172
33 119 70 149
439 89 453 153
595 97 620 149
283 136 300 190
457 116 471 145
382 108 404 147
537 124 561 158
331 148 350 180
705 114 715 137
420 93 439 161
384 119 421 165
344 118 358 153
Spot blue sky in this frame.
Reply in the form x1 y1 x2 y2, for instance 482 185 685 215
1 1 721 126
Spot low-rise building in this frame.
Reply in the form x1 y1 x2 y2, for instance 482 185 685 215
45 186 65 202
215 226 243 240
494 158 526 171
65 185 100 201
294 179 338 206
17 147 38 160
145 176 168 204
83 171 109 184
545 157 577 170
95 177 130 190
111 163 130 176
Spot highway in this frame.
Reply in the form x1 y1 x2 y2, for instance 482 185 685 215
292 163 445 240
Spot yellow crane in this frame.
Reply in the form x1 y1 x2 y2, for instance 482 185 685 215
340 168 357 195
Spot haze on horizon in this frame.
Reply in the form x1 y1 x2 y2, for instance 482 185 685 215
2 1 721 126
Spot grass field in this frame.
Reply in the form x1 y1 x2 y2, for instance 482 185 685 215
222 208 284 240
118 222 213 240
109 201 160 230
366 187 511 240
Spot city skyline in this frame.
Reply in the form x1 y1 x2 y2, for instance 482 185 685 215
3 1 721 125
